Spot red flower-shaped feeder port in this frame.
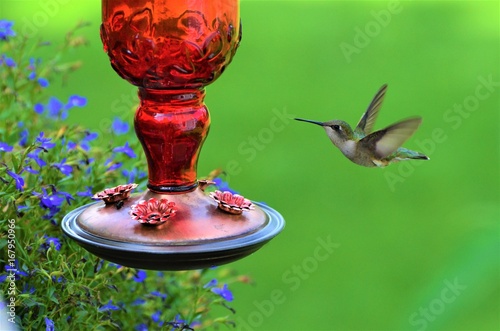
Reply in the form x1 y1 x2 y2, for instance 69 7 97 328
92 183 138 205
129 198 176 225
209 190 255 215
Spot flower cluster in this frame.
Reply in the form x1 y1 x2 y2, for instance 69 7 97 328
34 95 87 120
0 20 247 330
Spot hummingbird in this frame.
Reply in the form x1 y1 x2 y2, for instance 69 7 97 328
295 84 429 167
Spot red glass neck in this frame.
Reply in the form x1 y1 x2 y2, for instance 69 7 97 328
135 88 210 192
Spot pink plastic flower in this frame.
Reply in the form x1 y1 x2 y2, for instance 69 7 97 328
209 190 254 215
129 198 176 225
92 183 138 205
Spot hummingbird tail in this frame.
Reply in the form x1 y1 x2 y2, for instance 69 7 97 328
412 154 429 160
409 152 429 160
392 148 430 161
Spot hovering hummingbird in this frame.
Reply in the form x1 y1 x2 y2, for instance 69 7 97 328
295 84 429 167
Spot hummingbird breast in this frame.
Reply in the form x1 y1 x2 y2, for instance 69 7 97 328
339 140 357 159
339 140 380 167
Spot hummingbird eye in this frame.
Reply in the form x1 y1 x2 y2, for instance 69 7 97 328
331 125 341 131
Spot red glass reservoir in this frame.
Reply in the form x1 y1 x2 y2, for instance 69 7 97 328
101 0 241 191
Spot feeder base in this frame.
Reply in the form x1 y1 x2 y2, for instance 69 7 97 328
62 188 284 270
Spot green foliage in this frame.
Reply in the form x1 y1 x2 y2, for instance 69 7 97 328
0 21 246 330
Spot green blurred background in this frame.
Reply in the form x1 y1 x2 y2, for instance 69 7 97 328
2 0 499 330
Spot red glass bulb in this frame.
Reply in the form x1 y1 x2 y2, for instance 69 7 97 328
101 0 241 192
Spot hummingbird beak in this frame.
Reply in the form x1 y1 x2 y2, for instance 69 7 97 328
294 118 325 126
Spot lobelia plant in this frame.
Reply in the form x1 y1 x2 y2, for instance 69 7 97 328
0 20 250 330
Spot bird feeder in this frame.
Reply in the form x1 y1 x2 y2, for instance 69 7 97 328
62 0 284 270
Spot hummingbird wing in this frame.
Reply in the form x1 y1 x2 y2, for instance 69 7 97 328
360 117 422 159
355 84 388 135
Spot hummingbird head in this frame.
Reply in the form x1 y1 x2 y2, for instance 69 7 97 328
294 118 354 147
321 120 354 144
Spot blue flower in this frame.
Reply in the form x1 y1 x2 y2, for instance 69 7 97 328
41 235 61 251
131 298 146 306
56 189 75 205
22 283 35 295
28 57 40 70
132 270 147 283
98 299 120 312
106 160 122 172
28 58 35 70
19 129 29 147
80 131 98 151
0 260 28 282
166 314 189 329
1 55 16 67
36 132 56 150
27 132 56 167
66 132 97 152
211 283 233 302
151 311 163 326
44 317 55 331
190 321 201 328
47 97 65 119
33 188 65 209
112 117 130 135
122 168 146 183
17 205 28 212
27 149 47 168
93 259 104 273
24 165 40 175
135 324 148 331
51 276 65 283
66 95 87 109
0 141 13 152
77 142 89 152
77 186 93 197
203 278 217 288
38 77 49 88
32 187 74 219
113 142 137 158
34 103 44 114
6 170 24 191
28 71 36 80
34 94 84 119
84 131 98 141
213 178 238 194
0 20 16 40
150 291 167 301
67 141 77 150
52 158 73 176
5 58 16 67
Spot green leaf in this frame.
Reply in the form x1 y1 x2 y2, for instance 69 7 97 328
23 296 42 308
10 153 19 171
